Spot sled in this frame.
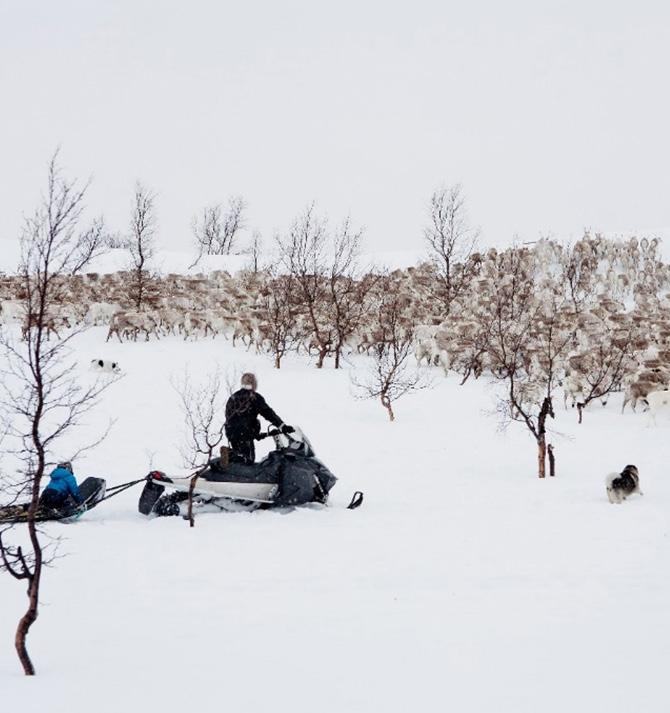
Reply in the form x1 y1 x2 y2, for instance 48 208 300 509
0 477 107 525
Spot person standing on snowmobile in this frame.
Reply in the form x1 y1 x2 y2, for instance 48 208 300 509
224 372 294 464
39 461 84 510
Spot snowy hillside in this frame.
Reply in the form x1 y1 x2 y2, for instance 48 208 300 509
0 239 427 278
0 243 250 277
1 327 668 713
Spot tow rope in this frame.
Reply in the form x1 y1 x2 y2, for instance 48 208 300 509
95 477 147 505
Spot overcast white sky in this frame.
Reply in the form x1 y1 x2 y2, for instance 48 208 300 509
1 1 669 257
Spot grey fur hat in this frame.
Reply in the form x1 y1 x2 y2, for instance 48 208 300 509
241 372 257 391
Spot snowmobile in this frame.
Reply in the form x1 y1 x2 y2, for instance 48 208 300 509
0 477 107 524
138 427 354 517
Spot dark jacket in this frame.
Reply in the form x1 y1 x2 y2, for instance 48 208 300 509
225 388 283 442
43 466 83 504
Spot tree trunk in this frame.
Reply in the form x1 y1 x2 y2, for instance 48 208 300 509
16 514 43 675
15 577 38 675
187 473 198 527
548 444 556 477
537 434 546 478
577 402 583 424
274 353 281 369
135 269 143 311
381 394 394 422
536 396 554 479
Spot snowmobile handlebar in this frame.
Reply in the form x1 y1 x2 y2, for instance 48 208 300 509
256 427 295 441
255 430 276 440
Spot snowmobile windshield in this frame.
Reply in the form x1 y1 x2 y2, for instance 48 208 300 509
266 426 314 456
289 427 314 457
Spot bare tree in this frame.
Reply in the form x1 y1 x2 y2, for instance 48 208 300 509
219 196 245 254
191 196 246 266
223 365 241 397
257 270 298 369
483 250 571 477
353 288 430 421
327 219 378 369
0 152 114 675
277 204 332 368
69 216 109 275
277 208 371 369
248 229 263 273
570 324 637 424
191 203 223 261
561 239 598 315
105 231 126 250
424 184 480 312
127 182 156 310
171 369 227 469
451 317 494 386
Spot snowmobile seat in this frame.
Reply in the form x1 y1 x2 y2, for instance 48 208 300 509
203 456 281 485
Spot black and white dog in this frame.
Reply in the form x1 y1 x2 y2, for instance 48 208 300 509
90 358 121 375
605 465 642 504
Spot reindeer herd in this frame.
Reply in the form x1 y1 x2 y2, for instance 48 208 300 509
2 233 670 421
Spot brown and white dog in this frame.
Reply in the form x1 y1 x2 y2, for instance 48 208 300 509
605 465 642 504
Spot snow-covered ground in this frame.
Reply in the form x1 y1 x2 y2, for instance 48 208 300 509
0 242 251 277
0 239 427 277
1 328 669 713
